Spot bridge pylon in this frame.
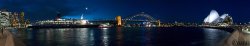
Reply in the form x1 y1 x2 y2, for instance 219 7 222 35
157 19 161 27
116 16 122 27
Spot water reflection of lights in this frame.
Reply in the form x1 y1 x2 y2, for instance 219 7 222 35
203 28 220 46
101 28 109 30
203 28 230 46
116 27 123 46
203 28 219 32
46 29 52 42
89 30 95 46
77 28 89 46
54 29 67 42
102 28 109 46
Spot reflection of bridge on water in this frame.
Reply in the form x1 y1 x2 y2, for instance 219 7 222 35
90 12 161 27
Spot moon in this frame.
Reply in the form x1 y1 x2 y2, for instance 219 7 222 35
85 7 88 10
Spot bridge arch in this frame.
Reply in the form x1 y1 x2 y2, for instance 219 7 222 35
124 12 156 22
121 12 161 27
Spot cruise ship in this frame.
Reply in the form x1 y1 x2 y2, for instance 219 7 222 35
28 15 100 28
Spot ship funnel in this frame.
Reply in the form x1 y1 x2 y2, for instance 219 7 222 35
56 11 62 20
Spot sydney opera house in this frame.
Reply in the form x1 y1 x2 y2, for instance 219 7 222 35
203 10 233 26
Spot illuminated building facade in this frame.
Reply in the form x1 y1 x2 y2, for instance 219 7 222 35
0 11 11 27
11 12 19 27
203 10 233 26
157 20 161 27
0 10 29 28
204 10 220 23
20 12 26 27
116 16 122 26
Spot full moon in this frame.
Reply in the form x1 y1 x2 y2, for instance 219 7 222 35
85 7 88 10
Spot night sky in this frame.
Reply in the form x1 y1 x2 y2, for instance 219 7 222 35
0 0 250 23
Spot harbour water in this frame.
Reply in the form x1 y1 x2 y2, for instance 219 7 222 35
10 27 233 46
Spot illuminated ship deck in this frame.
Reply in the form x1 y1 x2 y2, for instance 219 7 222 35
28 19 100 28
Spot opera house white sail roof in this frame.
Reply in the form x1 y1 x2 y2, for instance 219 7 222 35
204 10 220 23
203 10 233 25
220 14 229 19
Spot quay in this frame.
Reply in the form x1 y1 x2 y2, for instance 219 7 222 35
0 28 24 46
221 27 250 46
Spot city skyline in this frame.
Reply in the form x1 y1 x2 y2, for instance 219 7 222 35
0 0 250 23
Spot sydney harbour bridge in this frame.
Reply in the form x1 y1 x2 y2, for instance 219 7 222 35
121 12 160 27
90 12 161 27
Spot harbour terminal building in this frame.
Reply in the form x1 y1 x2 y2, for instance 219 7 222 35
203 10 233 26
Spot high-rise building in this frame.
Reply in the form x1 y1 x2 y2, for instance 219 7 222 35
0 11 11 27
0 10 29 28
20 11 26 27
10 12 19 27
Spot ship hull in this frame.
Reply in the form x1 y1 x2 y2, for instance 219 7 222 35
28 25 100 28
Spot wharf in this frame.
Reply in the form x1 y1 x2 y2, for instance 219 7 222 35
0 29 24 46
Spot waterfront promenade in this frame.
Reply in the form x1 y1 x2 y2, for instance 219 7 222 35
221 27 250 46
0 29 24 46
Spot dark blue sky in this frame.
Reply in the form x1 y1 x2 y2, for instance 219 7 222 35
1 0 250 23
